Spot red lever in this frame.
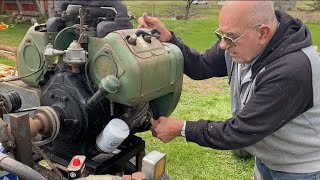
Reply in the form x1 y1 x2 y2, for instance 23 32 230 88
73 157 81 166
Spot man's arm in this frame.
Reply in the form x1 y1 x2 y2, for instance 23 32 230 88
185 53 313 150
138 14 227 80
168 35 227 80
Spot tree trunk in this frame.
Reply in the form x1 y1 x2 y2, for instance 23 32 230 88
47 0 54 17
0 0 5 15
37 0 47 17
15 0 23 14
184 3 191 20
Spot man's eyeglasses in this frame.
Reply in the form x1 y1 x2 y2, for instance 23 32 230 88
214 25 261 47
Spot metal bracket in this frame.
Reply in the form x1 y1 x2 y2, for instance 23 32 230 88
10 113 33 168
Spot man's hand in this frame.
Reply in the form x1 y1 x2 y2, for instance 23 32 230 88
150 116 185 143
137 13 172 41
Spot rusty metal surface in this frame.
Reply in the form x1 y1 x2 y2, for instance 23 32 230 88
9 113 34 168
32 143 66 180
0 119 11 145
0 116 14 151
0 120 8 138
34 163 65 180
31 106 60 146
31 108 54 137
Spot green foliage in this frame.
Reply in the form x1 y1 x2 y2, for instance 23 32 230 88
126 1 220 24
296 1 320 11
307 23 320 48
307 0 320 11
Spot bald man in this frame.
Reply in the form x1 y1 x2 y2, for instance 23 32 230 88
138 1 320 179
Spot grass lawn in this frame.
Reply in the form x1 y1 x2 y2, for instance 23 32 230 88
0 1 319 179
0 57 15 67
0 23 29 47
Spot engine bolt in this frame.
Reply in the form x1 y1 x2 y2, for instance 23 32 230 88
49 93 54 98
62 96 68 102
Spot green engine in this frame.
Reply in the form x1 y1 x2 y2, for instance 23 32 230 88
15 0 183 158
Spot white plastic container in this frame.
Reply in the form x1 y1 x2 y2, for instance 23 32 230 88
96 118 130 153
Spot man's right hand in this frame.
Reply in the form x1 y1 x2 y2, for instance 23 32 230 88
150 116 184 143
137 13 173 42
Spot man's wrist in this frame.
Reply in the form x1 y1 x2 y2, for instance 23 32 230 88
160 30 173 41
180 121 186 137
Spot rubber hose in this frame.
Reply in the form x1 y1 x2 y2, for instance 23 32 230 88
0 153 45 180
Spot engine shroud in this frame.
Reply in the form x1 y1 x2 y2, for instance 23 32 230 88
15 0 184 162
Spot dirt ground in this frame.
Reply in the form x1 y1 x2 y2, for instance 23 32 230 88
0 63 14 77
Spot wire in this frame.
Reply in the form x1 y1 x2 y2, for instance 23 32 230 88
1 62 45 82
54 26 78 47
84 62 95 94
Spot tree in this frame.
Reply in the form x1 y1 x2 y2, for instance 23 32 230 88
184 0 194 20
273 1 297 11
47 0 54 18
307 0 320 11
34 0 47 17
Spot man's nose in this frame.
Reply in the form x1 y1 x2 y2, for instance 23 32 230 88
219 39 231 50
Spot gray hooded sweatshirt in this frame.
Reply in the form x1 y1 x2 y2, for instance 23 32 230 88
168 10 320 173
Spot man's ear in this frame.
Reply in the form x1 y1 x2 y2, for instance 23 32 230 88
258 25 271 45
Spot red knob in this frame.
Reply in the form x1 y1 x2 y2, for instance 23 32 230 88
73 157 81 166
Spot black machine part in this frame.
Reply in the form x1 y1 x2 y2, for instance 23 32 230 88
47 0 133 38
41 71 110 153
0 91 21 113
41 70 152 156
4 0 165 177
